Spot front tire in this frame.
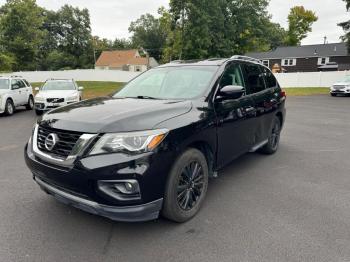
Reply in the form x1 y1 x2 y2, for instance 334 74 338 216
4 99 15 116
259 116 281 155
162 148 209 223
331 93 337 97
26 96 34 110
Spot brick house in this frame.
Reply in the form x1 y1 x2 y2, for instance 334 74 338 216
95 49 159 72
246 43 350 73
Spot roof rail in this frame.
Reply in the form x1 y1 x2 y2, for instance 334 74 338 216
230 55 262 64
10 75 23 78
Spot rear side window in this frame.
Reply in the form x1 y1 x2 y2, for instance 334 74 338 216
22 79 30 87
242 63 266 94
18 80 26 88
262 67 278 89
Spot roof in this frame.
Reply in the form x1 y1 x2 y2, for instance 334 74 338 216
246 43 349 60
96 50 150 67
159 58 228 68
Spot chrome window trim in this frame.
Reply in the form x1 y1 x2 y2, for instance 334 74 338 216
32 124 97 167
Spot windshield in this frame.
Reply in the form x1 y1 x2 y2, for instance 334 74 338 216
114 66 218 100
0 79 9 90
41 81 76 91
341 76 350 83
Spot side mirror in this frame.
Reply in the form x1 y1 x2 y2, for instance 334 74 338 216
78 86 84 91
218 85 245 99
35 87 40 91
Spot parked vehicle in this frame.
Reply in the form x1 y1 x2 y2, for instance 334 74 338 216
0 76 34 116
25 56 286 223
34 79 84 115
330 76 350 96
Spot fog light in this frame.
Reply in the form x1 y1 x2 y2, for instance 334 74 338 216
98 180 141 201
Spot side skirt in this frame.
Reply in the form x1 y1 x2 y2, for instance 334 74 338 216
249 139 268 153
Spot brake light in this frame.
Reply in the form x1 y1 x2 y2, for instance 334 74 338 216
280 90 286 98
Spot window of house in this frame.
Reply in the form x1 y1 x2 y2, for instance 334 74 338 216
282 59 296 67
318 57 330 65
261 60 269 67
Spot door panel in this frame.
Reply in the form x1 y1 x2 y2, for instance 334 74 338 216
215 62 256 168
10 80 21 106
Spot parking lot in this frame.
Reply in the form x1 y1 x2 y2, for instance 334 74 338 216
0 95 350 262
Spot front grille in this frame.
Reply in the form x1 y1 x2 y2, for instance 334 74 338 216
37 126 83 158
47 98 64 103
333 85 345 90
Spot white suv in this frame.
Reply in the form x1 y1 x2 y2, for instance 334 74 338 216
0 76 34 116
330 76 350 96
34 79 84 115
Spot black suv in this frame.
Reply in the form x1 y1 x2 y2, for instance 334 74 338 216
25 56 286 223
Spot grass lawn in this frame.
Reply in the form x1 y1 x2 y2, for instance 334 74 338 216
283 87 329 96
31 81 330 98
31 81 124 99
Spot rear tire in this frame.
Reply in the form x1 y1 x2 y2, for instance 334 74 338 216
259 116 281 155
35 109 43 116
4 99 15 116
162 148 209 223
26 96 34 110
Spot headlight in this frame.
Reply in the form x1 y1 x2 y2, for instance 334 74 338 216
67 95 79 101
89 129 169 155
35 96 44 102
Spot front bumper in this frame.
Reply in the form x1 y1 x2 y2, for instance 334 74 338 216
330 89 350 94
25 135 176 222
35 101 78 111
34 176 163 222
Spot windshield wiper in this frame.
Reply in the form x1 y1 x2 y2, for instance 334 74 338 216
126 96 160 100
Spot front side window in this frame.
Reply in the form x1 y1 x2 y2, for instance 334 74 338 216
242 63 266 94
11 80 20 89
41 81 76 91
114 66 218 100
219 63 244 89
0 79 9 90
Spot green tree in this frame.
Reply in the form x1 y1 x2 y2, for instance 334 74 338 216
0 0 45 71
112 38 134 50
0 52 15 71
339 0 350 50
167 0 286 60
285 6 318 46
129 13 167 61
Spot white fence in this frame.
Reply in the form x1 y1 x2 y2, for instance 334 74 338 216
2 69 349 87
275 71 350 88
1 69 141 83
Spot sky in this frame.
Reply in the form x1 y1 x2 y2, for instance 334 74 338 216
0 0 349 46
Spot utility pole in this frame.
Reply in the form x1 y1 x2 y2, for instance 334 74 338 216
323 36 327 45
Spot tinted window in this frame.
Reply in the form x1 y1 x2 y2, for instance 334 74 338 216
219 63 244 89
114 66 218 100
262 67 278 89
242 63 266 94
23 79 30 87
18 80 26 88
11 80 20 89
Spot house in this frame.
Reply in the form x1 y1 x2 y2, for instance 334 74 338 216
95 49 159 72
246 43 350 73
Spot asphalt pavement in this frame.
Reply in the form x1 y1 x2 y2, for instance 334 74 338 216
1 95 350 262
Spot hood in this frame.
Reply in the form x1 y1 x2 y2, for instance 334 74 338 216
36 90 78 98
333 82 350 86
40 97 192 133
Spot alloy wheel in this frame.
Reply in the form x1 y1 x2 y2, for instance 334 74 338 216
177 161 205 211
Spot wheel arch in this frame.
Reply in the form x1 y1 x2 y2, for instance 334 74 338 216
186 141 216 177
